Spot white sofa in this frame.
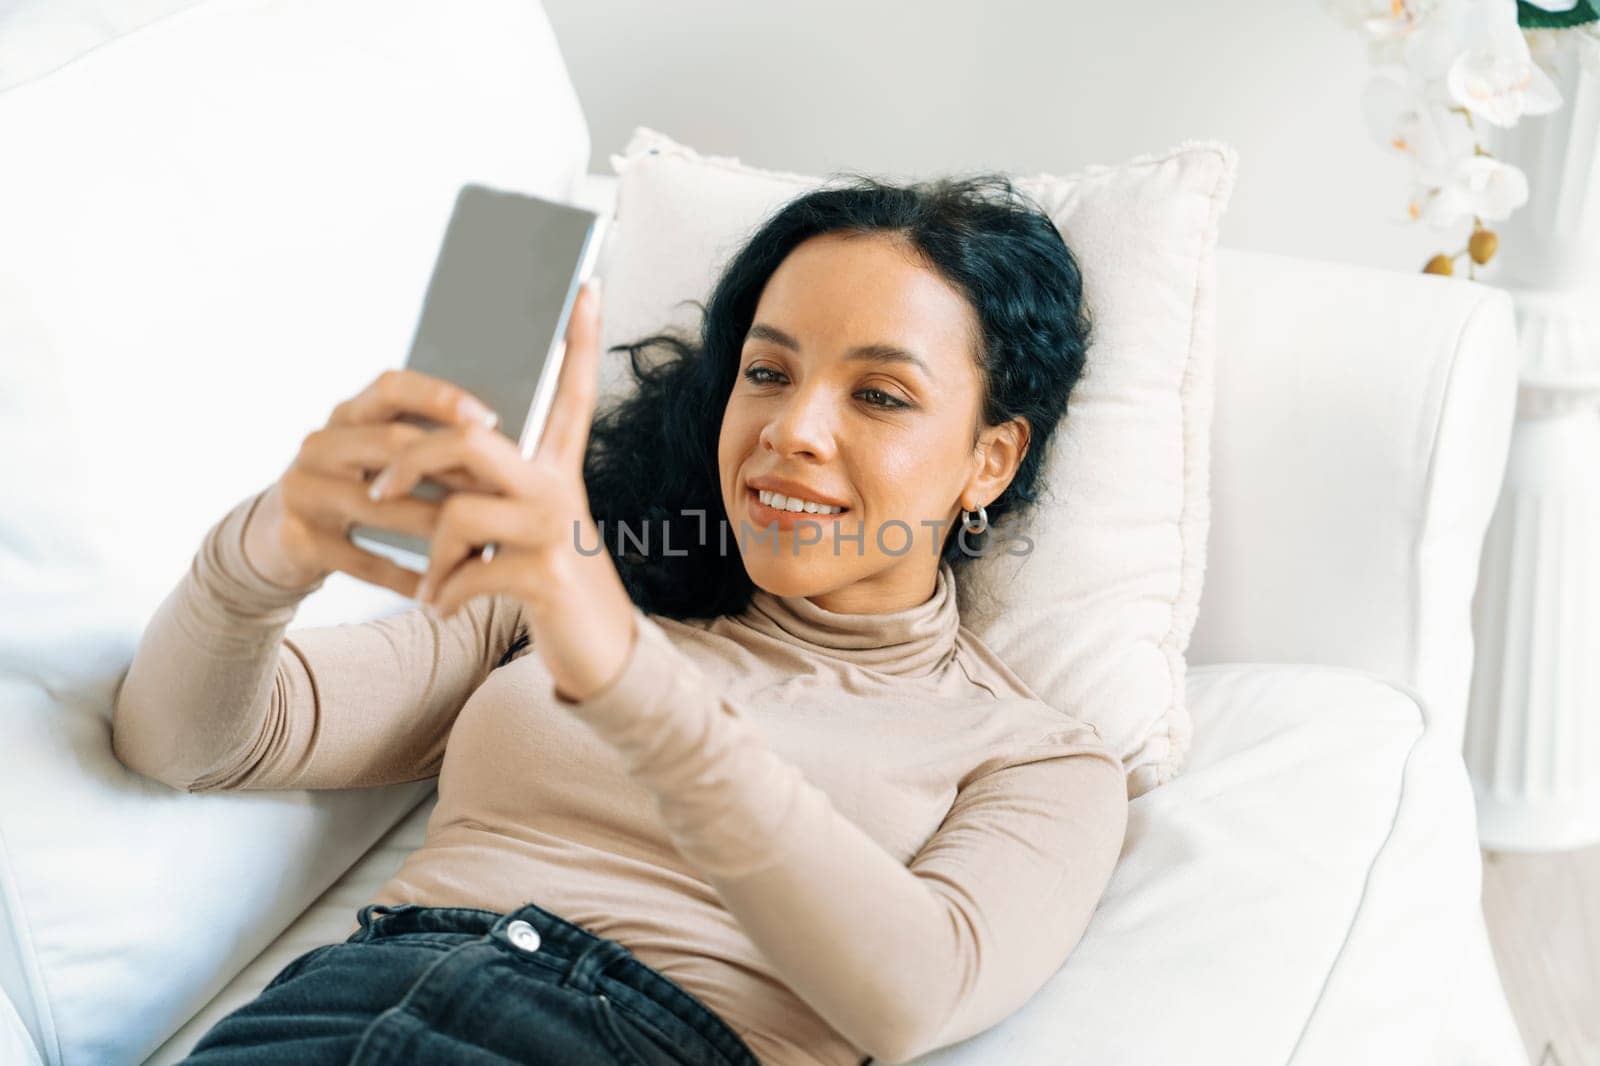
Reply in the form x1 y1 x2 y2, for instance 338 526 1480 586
0 4 1531 1064
128 175 1524 1066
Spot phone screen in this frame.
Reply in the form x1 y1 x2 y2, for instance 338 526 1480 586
349 183 607 573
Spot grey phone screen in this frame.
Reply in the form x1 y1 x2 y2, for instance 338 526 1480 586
348 182 605 573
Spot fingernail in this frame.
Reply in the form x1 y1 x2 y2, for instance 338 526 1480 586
589 277 602 302
460 396 498 428
368 468 392 501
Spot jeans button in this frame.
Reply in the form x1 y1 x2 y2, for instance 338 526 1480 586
506 919 542 954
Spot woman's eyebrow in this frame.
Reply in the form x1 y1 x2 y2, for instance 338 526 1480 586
746 321 934 380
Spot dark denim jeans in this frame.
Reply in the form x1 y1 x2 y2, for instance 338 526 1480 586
178 901 763 1066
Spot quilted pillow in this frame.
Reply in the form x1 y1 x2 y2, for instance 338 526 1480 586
596 126 1238 798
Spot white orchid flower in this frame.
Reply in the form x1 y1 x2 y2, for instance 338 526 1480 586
1323 0 1434 35
1402 0 1564 125
1420 154 1530 227
1449 3 1565 124
1329 0 1586 268
1522 27 1566 79
1403 0 1480 78
1324 0 1445 64
1363 67 1479 185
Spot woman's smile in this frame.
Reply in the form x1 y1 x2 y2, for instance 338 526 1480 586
745 486 854 531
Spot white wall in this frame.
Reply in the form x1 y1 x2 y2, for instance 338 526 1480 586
544 0 1477 275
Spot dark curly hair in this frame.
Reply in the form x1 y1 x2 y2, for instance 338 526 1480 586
575 171 1092 625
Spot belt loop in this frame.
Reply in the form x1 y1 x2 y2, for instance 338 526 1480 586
354 902 418 940
558 938 632 993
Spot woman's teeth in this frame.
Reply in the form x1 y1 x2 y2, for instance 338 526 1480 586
757 489 845 515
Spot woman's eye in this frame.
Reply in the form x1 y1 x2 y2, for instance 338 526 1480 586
858 388 908 410
741 366 907 410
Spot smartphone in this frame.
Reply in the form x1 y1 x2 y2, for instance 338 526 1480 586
348 182 608 575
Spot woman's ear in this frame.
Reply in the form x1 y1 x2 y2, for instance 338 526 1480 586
965 416 1030 507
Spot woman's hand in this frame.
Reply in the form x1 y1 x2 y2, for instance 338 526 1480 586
245 370 505 595
368 280 640 703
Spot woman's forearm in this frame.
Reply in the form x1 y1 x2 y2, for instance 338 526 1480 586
111 487 327 789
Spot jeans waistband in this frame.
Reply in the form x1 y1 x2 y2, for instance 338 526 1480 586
351 901 758 1066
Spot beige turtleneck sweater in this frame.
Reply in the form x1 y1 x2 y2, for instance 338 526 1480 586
112 487 1129 1066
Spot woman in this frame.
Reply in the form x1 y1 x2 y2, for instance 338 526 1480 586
112 173 1128 1066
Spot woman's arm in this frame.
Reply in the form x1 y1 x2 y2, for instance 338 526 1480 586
556 608 1129 1064
111 487 526 792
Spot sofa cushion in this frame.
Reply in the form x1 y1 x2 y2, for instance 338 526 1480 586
0 0 589 1062
595 126 1238 799
147 663 1448 1066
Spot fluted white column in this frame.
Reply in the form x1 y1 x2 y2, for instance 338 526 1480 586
1467 40 1600 852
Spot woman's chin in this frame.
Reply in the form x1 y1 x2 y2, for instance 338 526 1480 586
741 554 846 598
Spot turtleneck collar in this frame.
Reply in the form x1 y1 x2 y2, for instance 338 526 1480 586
735 560 961 678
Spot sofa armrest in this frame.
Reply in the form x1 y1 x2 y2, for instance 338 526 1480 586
1189 248 1518 754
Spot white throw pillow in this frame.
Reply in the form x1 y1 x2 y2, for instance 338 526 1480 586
597 127 1238 799
0 1 589 1063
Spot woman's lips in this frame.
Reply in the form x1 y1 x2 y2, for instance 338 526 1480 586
746 488 851 531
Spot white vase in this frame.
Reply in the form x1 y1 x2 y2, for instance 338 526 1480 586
1465 37 1600 852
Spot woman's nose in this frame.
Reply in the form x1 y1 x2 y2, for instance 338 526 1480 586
761 387 837 461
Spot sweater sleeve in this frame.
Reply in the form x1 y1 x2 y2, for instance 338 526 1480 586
555 607 1130 1064
111 487 526 792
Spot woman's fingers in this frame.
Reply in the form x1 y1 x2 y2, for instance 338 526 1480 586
297 421 430 478
371 420 536 501
302 527 426 599
303 411 505 493
424 552 522 620
297 423 503 520
280 466 442 540
536 280 603 476
273 368 509 597
416 491 560 607
304 293 602 607
422 469 502 493
328 368 499 431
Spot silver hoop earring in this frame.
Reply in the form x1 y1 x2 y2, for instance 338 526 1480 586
961 504 989 535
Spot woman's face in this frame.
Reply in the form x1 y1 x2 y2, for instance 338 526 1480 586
718 231 1027 613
